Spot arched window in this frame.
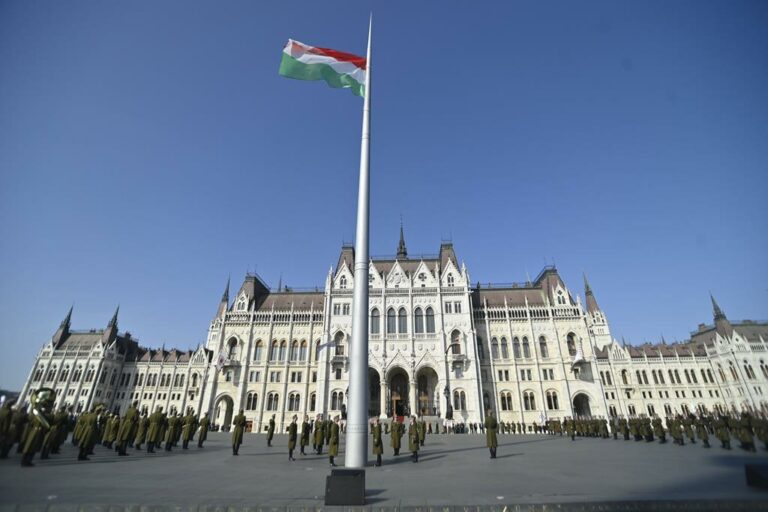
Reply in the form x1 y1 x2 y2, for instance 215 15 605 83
236 298 246 311
453 390 461 410
331 391 344 410
246 393 258 411
717 364 726 382
85 366 95 383
288 393 300 411
447 274 454 287
290 340 299 361
522 337 531 358
708 368 716 383
339 276 347 289
227 338 238 359
642 371 649 385
566 333 577 356
546 391 559 410
461 391 466 410
491 338 500 360
110 369 118 386
46 366 57 382
512 337 521 359
253 341 263 361
729 362 739 381
310 393 316 411
501 338 509 359
267 393 279 411
684 369 691 384
299 341 308 361
674 369 681 384
425 307 435 333
370 309 380 334
668 369 675 384
658 371 665 384
315 340 322 362
334 332 345 356
278 341 287 361
387 308 396 334
477 337 485 360
539 336 548 358
600 371 606 385
451 330 462 354
59 366 70 382
33 366 44 382
414 308 424 334
398 307 408 333
270 341 279 361
500 391 513 411
72 366 82 382
191 373 198 387
690 369 698 384
621 370 628 385
523 391 536 411
636 370 642 386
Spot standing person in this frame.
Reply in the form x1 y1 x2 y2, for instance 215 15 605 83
314 414 325 455
418 415 427 446
652 415 666 444
117 401 139 456
181 409 196 450
390 418 401 456
485 410 498 459
372 418 383 466
696 416 711 448
134 410 149 450
267 414 276 447
232 409 246 456
408 416 420 463
328 415 340 467
164 412 177 452
21 388 56 467
0 399 15 458
197 412 210 448
77 404 103 461
288 415 298 461
146 406 163 453
300 415 311 455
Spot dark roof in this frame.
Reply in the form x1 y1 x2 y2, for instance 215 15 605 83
256 291 324 311
472 287 547 307
690 320 768 347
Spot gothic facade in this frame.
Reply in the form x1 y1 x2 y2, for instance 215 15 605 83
18 237 768 432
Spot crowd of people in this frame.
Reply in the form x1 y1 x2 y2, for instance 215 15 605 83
3 387 767 468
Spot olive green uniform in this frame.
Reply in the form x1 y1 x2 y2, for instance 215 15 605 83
372 423 383 466
231 413 246 455
485 414 498 459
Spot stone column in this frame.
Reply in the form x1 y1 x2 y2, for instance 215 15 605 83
379 381 387 418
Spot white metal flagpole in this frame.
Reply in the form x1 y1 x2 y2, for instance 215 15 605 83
345 15 372 469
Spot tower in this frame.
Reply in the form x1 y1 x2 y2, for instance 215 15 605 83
584 274 612 349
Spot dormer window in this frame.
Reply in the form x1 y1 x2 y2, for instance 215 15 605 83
237 299 246 311
340 276 347 289
447 274 454 287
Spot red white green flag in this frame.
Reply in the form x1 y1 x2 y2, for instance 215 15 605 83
279 39 367 97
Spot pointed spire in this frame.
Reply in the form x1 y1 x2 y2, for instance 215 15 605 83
108 305 119 327
710 292 726 321
221 276 230 303
61 304 73 327
583 273 592 295
396 220 407 259
583 273 600 314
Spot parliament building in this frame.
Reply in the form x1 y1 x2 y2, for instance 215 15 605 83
18 233 768 432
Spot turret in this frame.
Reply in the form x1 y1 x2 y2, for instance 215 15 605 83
396 222 408 259
583 274 612 349
103 305 119 344
710 293 734 338
217 277 230 318
52 305 73 347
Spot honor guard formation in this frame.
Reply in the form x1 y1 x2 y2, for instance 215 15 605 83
2 389 767 468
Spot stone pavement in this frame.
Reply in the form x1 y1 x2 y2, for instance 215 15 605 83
1 432 767 510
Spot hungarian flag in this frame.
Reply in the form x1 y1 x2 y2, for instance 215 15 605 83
279 39 366 97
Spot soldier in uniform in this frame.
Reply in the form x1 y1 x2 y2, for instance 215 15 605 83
328 415 340 467
372 418 383 466
485 410 498 459
197 412 210 448
738 412 756 452
715 414 731 449
682 415 696 444
231 408 246 455
116 401 139 456
652 415 666 443
314 414 325 454
408 416 420 463
77 404 104 461
21 388 56 467
390 418 402 455
0 399 15 458
146 406 164 453
300 414 311 455
164 412 177 451
287 414 298 461
418 415 427 446
267 414 276 447
181 408 196 450
134 410 149 450
695 416 710 448
567 418 576 441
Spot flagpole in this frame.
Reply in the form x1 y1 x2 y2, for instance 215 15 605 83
345 15 372 469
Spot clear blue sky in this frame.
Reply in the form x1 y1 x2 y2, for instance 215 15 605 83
1 1 767 390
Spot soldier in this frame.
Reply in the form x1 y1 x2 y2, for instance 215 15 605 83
77 404 103 461
328 415 340 467
715 414 731 449
116 401 139 456
372 418 383 466
390 418 402 455
652 415 666 443
286 414 298 461
0 399 15 458
408 416 420 463
738 412 756 452
300 414 310 455
418 415 427 446
197 412 210 448
485 410 498 459
181 409 196 450
267 414 276 447
134 410 149 450
683 415 696 444
21 388 56 467
146 406 164 453
754 414 768 451
567 418 576 441
314 414 325 455
695 416 711 448
232 409 246 455
164 412 177 452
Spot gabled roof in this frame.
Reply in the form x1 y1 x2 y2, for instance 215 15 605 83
256 291 324 311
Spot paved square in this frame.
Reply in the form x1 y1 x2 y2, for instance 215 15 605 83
1 432 767 508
